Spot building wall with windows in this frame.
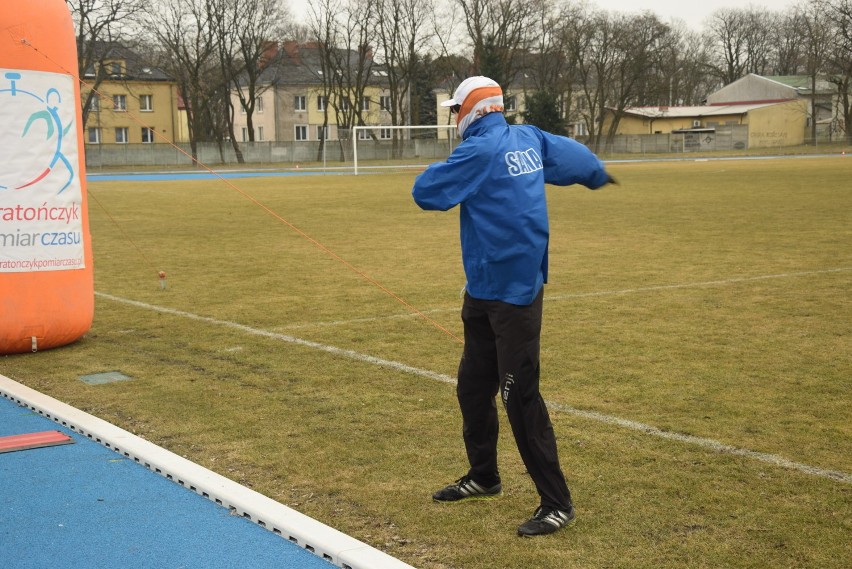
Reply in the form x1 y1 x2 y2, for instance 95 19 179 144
230 42 396 143
80 47 180 146
83 80 180 145
230 88 276 143
231 84 396 143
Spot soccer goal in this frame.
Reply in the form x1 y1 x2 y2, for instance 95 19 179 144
351 124 458 175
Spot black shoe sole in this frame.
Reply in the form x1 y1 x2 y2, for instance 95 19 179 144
432 492 502 503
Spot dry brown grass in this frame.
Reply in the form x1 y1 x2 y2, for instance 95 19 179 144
2 156 850 568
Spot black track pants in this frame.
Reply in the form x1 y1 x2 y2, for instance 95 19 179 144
457 289 573 511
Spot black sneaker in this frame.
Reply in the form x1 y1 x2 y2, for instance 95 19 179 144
517 505 576 536
432 476 502 502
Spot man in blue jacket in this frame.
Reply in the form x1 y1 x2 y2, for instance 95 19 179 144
412 76 615 537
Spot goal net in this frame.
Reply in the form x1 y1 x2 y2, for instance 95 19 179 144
352 124 459 175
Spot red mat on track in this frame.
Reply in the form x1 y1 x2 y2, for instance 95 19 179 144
0 431 74 454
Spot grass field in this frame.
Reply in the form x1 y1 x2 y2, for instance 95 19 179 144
2 156 851 568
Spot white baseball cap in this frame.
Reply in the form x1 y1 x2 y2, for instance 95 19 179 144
441 76 502 107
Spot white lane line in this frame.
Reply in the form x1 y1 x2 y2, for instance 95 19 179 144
547 267 852 302
545 401 852 484
96 291 852 485
95 293 454 385
271 267 852 332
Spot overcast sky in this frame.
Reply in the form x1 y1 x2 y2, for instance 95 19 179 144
287 0 801 32
591 0 799 29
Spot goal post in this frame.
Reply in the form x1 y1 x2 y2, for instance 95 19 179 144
352 124 458 175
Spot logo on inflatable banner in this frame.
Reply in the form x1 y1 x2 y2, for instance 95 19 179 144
0 68 84 273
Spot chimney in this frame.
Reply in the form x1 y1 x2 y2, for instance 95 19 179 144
259 41 280 68
283 40 300 65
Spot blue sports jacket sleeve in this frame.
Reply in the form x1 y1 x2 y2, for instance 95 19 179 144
536 129 611 189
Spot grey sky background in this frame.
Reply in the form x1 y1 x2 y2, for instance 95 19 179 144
286 0 800 32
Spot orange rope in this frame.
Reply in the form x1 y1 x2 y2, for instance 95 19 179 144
85 189 158 273
22 38 464 344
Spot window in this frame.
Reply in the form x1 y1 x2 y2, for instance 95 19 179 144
139 94 153 111
258 126 264 141
361 96 370 111
101 61 122 76
317 125 328 140
340 97 351 111
505 96 516 112
87 128 100 144
113 94 126 111
115 127 128 143
295 125 308 140
379 95 391 111
88 96 100 112
256 96 264 113
380 128 392 140
141 127 154 143
357 128 372 140
317 96 327 111
294 95 306 111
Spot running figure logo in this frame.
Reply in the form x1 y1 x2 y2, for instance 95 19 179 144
0 71 75 193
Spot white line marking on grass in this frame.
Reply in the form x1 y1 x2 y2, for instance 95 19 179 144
544 401 852 484
273 267 852 332
547 267 852 302
273 308 451 331
94 293 454 385
96 291 852 485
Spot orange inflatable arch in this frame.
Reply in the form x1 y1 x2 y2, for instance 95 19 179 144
0 0 94 354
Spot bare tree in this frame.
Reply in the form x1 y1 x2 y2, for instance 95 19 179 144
210 0 289 163
771 9 807 75
460 0 537 87
526 0 575 93
373 0 433 155
676 31 720 105
307 0 378 161
566 8 671 151
145 0 226 163
827 0 852 141
799 0 834 144
518 0 580 133
67 0 146 125
429 0 471 87
705 7 775 84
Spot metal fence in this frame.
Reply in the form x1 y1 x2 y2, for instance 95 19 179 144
84 137 462 168
83 124 844 168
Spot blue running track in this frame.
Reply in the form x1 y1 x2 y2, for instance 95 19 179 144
0 395 333 569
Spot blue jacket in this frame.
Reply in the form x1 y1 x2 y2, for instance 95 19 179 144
412 112 609 305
